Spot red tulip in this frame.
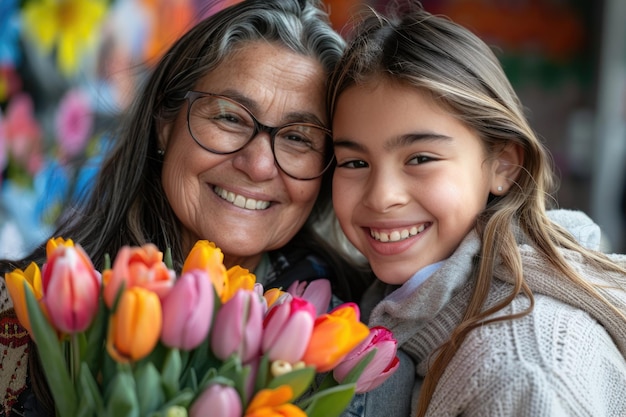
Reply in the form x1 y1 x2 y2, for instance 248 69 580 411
333 326 400 393
161 270 214 350
41 244 100 334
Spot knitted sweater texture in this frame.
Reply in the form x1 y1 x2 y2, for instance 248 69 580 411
363 211 626 417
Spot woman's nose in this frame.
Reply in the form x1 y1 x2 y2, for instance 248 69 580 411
231 132 279 181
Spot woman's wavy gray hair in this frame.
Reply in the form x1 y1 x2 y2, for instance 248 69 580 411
52 0 345 271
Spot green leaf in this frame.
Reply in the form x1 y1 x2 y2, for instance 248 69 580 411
340 349 377 385
268 366 316 401
134 361 165 415
105 368 139 417
216 355 249 403
164 247 173 270
161 348 182 399
254 354 270 392
159 388 195 410
305 383 357 417
83 285 109 374
24 282 77 416
76 362 104 417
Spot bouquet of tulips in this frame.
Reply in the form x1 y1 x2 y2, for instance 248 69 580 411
5 237 400 417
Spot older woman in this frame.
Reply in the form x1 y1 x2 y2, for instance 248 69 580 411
0 0 370 414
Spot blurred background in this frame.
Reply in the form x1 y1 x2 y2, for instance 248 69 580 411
1 0 625 259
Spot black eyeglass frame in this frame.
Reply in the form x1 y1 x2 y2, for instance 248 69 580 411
184 90 335 180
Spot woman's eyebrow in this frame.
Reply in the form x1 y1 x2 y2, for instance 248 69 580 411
218 89 326 126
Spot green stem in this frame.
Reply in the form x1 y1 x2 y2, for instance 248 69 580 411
71 333 80 384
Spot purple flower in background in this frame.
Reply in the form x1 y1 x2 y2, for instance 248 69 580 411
55 89 93 159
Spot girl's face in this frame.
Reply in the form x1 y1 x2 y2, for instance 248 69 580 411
159 41 327 271
332 80 500 285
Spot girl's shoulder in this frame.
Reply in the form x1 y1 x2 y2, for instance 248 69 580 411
431 293 626 416
460 290 623 364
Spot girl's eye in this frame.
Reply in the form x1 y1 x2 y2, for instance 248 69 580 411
408 155 434 165
337 159 368 169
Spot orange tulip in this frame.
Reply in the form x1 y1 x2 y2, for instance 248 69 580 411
103 244 174 308
5 262 45 336
301 303 369 372
245 386 305 417
263 287 287 309
106 287 162 362
182 240 228 299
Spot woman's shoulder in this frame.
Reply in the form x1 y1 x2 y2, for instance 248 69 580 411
0 279 31 416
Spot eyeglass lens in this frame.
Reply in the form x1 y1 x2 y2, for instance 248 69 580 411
187 93 333 180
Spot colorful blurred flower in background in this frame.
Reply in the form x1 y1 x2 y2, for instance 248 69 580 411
0 0 365 260
0 0 205 259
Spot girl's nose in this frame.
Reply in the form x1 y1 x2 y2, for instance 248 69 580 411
231 132 279 181
362 169 410 213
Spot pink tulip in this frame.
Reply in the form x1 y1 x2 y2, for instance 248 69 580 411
333 326 400 393
41 244 100 334
262 297 316 363
190 384 242 417
287 279 332 316
160 270 214 350
211 289 263 363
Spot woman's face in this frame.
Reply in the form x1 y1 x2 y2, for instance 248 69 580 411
159 41 327 270
332 80 500 285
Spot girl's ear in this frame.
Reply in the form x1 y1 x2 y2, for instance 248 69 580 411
490 142 523 195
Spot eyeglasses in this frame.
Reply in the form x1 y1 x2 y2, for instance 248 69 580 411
184 91 334 180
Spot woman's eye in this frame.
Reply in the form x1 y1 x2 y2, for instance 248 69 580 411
337 159 368 169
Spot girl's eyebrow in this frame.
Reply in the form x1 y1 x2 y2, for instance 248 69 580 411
386 132 452 150
333 132 452 152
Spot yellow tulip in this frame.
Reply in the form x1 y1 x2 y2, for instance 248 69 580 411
5 262 45 336
182 240 228 298
106 287 162 362
245 386 305 417
45 236 74 257
223 265 256 303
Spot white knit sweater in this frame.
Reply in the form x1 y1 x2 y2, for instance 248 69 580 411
362 211 626 417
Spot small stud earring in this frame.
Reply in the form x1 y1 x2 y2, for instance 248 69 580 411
157 149 165 156
497 186 503 192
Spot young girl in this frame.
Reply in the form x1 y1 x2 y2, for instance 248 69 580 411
329 2 626 416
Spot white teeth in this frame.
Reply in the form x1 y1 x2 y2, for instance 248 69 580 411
371 224 426 242
214 186 270 210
